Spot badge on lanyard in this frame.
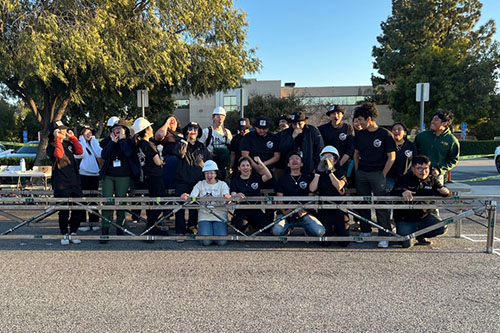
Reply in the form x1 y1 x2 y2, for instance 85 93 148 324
113 158 121 167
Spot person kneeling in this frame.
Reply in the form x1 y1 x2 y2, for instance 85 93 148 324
391 155 450 248
181 160 231 246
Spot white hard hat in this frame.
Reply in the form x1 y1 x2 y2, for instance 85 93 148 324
212 106 226 116
202 160 219 172
106 116 120 127
320 145 339 158
132 117 152 134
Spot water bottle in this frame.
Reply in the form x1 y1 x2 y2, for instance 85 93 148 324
20 158 26 171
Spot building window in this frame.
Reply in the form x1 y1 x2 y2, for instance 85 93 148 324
223 96 238 112
175 99 190 108
299 96 366 106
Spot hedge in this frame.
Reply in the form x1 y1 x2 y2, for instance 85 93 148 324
459 140 500 156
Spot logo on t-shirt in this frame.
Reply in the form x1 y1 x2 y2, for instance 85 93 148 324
266 141 274 149
405 150 413 157
68 145 73 153
339 133 347 141
251 182 259 190
373 139 382 148
299 181 307 189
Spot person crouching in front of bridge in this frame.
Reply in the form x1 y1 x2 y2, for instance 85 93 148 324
180 160 231 246
391 155 450 248
271 151 325 238
230 156 273 234
133 117 167 236
46 120 85 245
309 146 349 247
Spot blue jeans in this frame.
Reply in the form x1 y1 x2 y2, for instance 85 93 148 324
198 220 228 246
396 214 446 239
271 214 325 237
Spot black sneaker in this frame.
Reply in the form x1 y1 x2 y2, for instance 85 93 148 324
416 237 433 245
100 228 109 244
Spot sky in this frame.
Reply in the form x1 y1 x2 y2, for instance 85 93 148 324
235 0 500 87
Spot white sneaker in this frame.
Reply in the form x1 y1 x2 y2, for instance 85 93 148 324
78 226 91 232
61 235 69 245
355 232 371 243
378 240 389 248
69 233 81 244
91 226 101 231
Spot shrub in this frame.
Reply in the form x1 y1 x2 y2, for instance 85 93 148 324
459 140 500 156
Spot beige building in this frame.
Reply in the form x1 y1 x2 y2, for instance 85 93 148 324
173 79 392 129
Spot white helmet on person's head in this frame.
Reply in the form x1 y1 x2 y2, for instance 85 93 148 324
202 160 219 172
320 145 339 159
212 106 226 116
106 116 120 127
132 117 152 134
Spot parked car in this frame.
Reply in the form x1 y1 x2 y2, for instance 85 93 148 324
0 141 39 158
495 145 500 173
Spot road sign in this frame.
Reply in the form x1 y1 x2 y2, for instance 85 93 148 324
137 90 149 108
416 83 430 102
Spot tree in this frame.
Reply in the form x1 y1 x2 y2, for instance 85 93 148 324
0 99 17 141
0 0 260 164
372 0 500 128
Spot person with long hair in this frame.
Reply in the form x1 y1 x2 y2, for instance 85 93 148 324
230 156 272 234
386 122 416 191
155 114 183 192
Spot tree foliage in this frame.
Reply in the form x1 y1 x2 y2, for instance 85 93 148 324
0 0 260 163
372 0 500 129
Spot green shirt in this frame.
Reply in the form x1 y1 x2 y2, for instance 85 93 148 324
415 127 460 174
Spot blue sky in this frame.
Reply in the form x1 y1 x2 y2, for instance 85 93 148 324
235 0 500 87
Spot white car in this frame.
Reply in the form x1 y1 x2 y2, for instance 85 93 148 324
0 141 39 158
495 145 500 173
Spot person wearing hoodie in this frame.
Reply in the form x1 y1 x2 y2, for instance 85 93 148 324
75 126 103 232
173 122 211 237
46 120 85 245
99 119 137 239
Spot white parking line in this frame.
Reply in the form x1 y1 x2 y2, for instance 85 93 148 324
462 235 500 256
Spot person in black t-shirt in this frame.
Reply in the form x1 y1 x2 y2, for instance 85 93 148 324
318 105 354 170
229 118 251 175
133 117 166 236
391 155 450 248
241 116 280 170
386 122 416 191
352 102 396 248
274 114 291 180
271 152 325 237
309 146 349 247
230 156 272 233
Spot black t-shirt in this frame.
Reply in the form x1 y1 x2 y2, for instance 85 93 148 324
230 173 263 197
353 127 396 172
275 173 312 196
138 139 163 178
318 122 354 158
316 168 347 196
240 131 279 168
387 139 417 179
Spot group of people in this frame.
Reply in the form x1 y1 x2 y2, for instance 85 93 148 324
47 101 460 248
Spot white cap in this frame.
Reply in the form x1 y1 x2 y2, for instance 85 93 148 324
106 116 120 127
132 117 152 134
212 106 226 116
320 145 339 158
202 160 219 172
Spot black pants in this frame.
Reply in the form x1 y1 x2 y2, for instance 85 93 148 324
80 175 100 223
54 186 85 235
130 177 147 222
232 209 269 232
145 175 166 228
174 185 198 234
318 209 350 247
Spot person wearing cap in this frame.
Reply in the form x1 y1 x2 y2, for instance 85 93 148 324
414 109 459 185
100 119 138 239
318 105 354 170
74 126 102 232
132 117 168 236
240 116 280 186
154 114 184 192
309 145 350 247
173 122 211 237
279 111 324 175
277 114 290 132
274 114 291 180
353 102 396 248
199 106 233 180
229 118 251 175
386 122 416 191
180 160 231 246
46 120 85 245
230 156 273 234
271 151 325 237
